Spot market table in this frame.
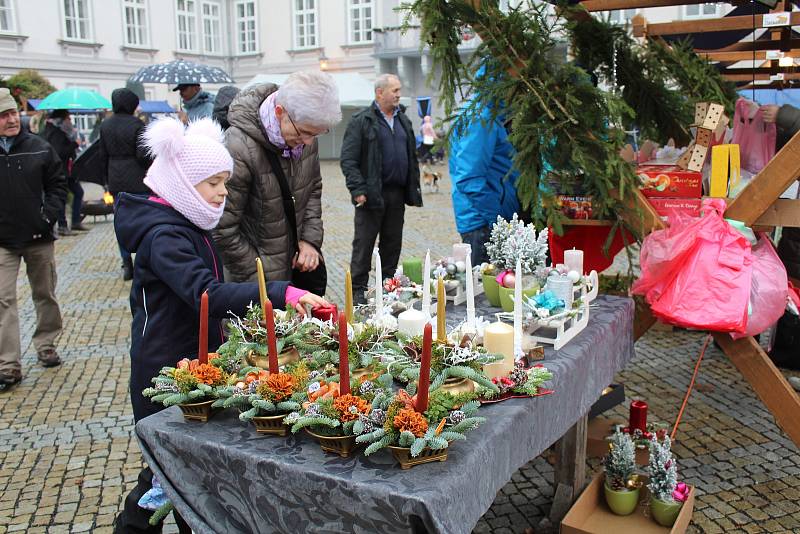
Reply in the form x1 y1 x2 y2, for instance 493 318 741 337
136 295 634 534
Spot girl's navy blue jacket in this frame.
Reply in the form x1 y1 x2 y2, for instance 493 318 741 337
115 194 288 421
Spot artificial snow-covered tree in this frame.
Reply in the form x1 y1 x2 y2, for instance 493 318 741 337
648 435 678 502
485 214 548 274
604 429 636 490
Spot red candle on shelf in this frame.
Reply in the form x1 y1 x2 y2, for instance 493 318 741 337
198 291 209 364
415 323 432 413
629 400 648 432
338 313 350 395
263 298 278 374
312 303 339 322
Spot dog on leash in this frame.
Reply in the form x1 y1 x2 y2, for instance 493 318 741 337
421 164 440 193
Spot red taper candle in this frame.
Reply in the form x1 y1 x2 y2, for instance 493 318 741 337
338 313 350 395
629 400 648 433
415 323 432 412
263 298 278 374
198 291 209 364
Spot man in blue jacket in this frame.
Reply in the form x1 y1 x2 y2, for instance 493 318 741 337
174 83 214 122
449 104 520 264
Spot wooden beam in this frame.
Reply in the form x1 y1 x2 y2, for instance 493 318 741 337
697 38 800 55
635 12 800 38
720 66 800 75
581 0 725 11
726 131 800 225
714 333 800 448
700 50 800 62
614 187 667 238
753 198 800 227
634 298 658 341
551 414 588 523
723 72 800 81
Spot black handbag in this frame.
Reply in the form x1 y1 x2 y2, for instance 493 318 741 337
263 148 327 296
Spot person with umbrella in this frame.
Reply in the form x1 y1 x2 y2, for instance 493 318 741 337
0 88 67 390
174 83 214 123
97 88 153 281
41 109 87 235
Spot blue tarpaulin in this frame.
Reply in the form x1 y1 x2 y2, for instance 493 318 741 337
139 100 176 114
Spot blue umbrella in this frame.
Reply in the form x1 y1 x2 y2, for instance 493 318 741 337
128 59 234 85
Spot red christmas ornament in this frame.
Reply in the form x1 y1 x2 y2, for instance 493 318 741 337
312 303 338 322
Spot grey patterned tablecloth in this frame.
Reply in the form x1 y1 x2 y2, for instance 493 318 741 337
136 295 634 534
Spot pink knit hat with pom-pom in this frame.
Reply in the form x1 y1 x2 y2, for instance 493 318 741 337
143 117 233 230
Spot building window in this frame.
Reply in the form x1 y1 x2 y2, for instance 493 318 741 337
235 1 257 54
176 0 197 51
293 0 317 49
63 0 92 41
201 1 221 54
123 0 148 47
684 3 720 18
0 0 16 33
348 0 372 44
608 9 636 24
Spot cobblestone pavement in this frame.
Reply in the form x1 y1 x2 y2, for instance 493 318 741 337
1 161 799 534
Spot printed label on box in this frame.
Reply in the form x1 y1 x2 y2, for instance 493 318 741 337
556 195 595 219
637 165 703 198
648 198 702 219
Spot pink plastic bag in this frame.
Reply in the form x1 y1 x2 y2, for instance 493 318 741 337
731 235 788 339
732 97 776 174
632 198 753 332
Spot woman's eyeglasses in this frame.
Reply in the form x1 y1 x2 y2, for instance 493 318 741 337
286 112 329 139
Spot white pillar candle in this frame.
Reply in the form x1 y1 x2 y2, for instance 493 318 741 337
513 259 522 359
564 248 584 275
374 248 383 318
483 321 515 379
465 246 475 328
397 308 426 337
452 243 471 262
422 249 431 317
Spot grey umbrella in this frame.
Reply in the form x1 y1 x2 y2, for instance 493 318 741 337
128 59 234 85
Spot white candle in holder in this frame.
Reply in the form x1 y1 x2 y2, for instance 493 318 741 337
398 309 426 337
452 243 471 262
564 248 584 275
374 249 383 317
422 249 431 317
465 247 475 328
513 259 522 359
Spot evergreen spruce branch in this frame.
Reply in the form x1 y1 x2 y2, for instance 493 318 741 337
410 437 428 457
356 428 387 443
365 435 394 456
449 416 485 433
276 401 300 412
239 407 259 421
428 436 449 449
438 431 467 442
162 393 191 406
290 415 340 433
460 400 481 416
343 420 356 434
398 430 417 447
253 399 276 412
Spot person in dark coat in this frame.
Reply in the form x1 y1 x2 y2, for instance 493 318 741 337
0 88 67 391
41 109 86 235
340 73 423 303
211 85 240 130
761 103 800 381
113 116 326 532
97 88 153 280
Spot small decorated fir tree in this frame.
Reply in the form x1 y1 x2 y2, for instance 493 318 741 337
604 429 637 490
484 214 548 274
648 435 678 502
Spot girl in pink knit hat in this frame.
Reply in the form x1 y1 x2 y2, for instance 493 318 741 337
113 117 327 533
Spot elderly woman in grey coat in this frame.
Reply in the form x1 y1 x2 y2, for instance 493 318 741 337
213 71 341 295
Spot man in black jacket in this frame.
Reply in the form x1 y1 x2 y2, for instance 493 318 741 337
41 109 85 235
340 74 423 303
97 88 152 281
0 88 67 390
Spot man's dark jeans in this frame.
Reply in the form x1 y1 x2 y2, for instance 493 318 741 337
460 226 491 265
350 186 406 299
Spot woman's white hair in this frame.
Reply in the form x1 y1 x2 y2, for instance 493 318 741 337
275 70 342 130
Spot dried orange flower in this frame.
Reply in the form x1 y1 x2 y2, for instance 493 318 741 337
393 408 429 437
191 363 223 385
333 394 370 422
263 373 296 402
395 390 416 411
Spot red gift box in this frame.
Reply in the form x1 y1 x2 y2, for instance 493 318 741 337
311 304 338 322
637 165 703 198
648 198 702 219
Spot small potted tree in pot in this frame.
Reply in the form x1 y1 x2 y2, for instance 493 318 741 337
648 435 688 526
603 429 640 515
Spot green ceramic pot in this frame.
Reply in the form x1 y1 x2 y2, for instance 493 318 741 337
603 481 640 516
650 496 682 527
498 284 539 312
482 274 501 307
